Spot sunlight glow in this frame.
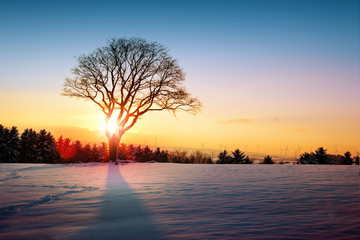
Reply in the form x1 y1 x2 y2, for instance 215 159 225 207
106 114 118 135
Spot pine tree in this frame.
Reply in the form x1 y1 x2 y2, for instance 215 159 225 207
91 144 101 162
100 142 108 162
56 136 64 159
133 145 143 162
298 152 315 164
341 151 353 165
263 155 274 164
82 144 92 163
231 149 246 164
6 126 20 162
62 138 74 160
71 140 83 163
45 132 60 163
314 147 334 164
19 128 38 163
153 147 169 162
355 155 359 165
36 130 60 163
126 144 136 161
217 150 231 164
141 145 153 162
0 125 6 162
117 143 127 160
243 156 253 164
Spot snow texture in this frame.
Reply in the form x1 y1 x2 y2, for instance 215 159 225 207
0 163 359 239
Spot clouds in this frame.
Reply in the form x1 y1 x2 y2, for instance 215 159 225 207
216 118 253 124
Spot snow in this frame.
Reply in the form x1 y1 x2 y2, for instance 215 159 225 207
0 163 359 239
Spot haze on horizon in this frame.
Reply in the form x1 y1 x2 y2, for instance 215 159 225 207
0 0 359 156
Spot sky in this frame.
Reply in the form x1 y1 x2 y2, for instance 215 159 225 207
0 0 359 157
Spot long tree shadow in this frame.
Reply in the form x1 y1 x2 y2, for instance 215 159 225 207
74 163 165 240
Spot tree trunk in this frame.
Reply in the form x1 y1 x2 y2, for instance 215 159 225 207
108 134 121 162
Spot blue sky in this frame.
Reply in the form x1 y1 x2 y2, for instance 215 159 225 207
1 0 358 89
0 0 359 154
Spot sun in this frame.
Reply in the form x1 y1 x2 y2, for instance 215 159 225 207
106 114 118 135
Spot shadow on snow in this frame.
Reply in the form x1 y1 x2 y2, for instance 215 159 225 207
74 163 165 240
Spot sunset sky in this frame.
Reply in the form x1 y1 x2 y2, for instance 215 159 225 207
1 0 359 157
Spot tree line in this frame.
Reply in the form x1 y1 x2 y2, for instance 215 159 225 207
0 124 212 164
0 124 359 165
297 147 359 165
216 147 359 165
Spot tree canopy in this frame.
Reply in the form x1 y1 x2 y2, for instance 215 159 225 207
62 37 201 161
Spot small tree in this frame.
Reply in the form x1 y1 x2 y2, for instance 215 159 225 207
117 143 128 160
298 152 315 164
217 150 232 164
298 147 334 164
99 142 108 162
243 156 253 164
263 155 274 164
355 155 359 165
141 145 153 162
314 147 334 164
82 144 92 163
91 144 101 162
231 149 246 164
153 147 169 162
190 150 212 164
71 140 83 163
341 151 353 165
63 37 201 161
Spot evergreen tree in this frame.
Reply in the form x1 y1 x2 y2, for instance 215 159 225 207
56 136 64 159
117 143 127 160
231 149 246 164
141 145 153 162
263 155 274 164
355 155 359 165
19 128 38 163
243 156 253 164
133 145 143 162
100 142 108 162
4 126 20 162
314 147 334 164
91 144 101 162
0 125 7 162
298 152 315 164
153 147 169 162
341 151 353 165
62 138 74 160
82 144 92 163
36 130 60 163
126 144 136 161
217 150 231 164
71 140 83 163
46 132 60 163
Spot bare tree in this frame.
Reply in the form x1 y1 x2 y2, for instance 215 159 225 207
62 37 201 161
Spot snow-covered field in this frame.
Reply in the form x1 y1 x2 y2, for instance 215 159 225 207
0 163 359 240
